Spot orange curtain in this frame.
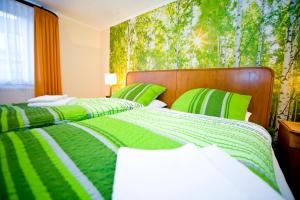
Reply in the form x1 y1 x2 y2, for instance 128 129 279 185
34 7 62 96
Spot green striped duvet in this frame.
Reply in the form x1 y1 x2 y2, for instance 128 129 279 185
0 108 279 200
0 98 142 133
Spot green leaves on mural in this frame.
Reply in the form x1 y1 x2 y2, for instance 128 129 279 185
110 0 300 128
110 21 128 86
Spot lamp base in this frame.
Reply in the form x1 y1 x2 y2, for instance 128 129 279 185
109 85 112 97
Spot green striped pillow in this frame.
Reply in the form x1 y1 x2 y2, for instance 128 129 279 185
112 83 166 106
171 88 251 120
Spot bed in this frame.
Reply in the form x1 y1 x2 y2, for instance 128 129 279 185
0 98 142 133
0 67 294 200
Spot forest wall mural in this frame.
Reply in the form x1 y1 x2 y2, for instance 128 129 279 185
109 0 300 133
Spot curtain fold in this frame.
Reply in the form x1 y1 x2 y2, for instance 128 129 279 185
34 6 61 96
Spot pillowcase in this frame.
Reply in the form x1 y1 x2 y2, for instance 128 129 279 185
171 88 251 121
147 100 167 108
245 112 252 122
112 83 166 106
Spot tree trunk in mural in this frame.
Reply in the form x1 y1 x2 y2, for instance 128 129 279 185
175 0 180 69
189 1 194 69
234 0 242 67
218 37 221 67
288 12 300 121
126 20 132 72
256 0 266 66
219 36 226 67
276 0 296 126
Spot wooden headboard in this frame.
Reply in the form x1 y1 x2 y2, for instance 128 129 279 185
126 67 274 128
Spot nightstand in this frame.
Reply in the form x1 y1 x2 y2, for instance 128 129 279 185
276 120 300 199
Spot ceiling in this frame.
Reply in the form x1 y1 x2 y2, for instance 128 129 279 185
34 0 175 30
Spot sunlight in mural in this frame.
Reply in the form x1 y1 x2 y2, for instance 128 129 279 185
193 37 202 47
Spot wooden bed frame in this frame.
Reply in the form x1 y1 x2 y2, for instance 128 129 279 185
126 67 274 128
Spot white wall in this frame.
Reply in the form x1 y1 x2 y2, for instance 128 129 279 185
59 16 110 98
99 28 110 96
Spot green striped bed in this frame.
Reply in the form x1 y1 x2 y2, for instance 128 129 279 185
0 108 279 200
0 98 142 133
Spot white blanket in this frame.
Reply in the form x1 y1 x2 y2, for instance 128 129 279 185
27 95 68 103
28 97 77 107
113 144 283 200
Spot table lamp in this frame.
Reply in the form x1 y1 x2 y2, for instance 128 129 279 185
105 73 117 97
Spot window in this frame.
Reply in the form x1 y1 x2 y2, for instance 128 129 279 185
0 0 34 88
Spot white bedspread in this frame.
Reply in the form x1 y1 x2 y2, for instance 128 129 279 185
113 144 283 200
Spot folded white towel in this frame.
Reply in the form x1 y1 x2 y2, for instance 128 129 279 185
28 97 77 107
27 95 68 103
113 144 282 200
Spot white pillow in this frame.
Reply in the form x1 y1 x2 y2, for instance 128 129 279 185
245 112 252 122
28 95 68 103
147 100 167 108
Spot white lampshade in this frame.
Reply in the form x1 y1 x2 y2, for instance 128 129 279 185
105 73 117 85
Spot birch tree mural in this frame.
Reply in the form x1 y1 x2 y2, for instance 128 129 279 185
175 0 181 69
234 0 243 67
256 0 266 66
110 0 300 132
110 21 128 86
277 0 298 125
126 20 133 72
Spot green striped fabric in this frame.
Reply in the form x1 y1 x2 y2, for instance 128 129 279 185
0 98 142 133
171 88 251 120
0 108 280 200
112 83 166 106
